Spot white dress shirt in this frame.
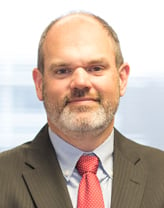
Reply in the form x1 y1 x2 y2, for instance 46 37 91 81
49 128 114 208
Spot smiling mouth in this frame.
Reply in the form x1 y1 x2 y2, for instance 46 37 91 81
66 98 100 106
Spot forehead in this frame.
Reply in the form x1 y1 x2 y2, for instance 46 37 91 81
42 14 116 67
44 14 113 46
49 14 105 33
53 14 104 30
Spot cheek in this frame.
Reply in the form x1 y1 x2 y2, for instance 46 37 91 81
92 75 119 95
43 80 69 101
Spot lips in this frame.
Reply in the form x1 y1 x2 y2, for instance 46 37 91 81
66 97 100 105
70 98 97 102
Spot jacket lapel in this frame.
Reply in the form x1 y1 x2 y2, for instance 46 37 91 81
111 130 147 208
22 125 73 208
21 125 147 208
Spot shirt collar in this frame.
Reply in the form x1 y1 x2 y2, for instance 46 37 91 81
49 128 114 180
94 130 114 178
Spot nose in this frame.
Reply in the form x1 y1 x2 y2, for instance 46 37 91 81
70 67 92 90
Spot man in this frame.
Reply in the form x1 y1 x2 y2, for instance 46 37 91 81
0 11 164 208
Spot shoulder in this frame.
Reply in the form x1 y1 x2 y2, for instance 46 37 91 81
0 141 32 170
0 124 53 174
0 124 49 165
114 128 164 170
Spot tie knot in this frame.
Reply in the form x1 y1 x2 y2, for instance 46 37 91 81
76 155 99 176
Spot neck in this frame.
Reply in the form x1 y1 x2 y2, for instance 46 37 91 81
49 120 114 152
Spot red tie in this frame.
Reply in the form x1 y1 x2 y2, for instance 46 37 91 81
76 155 105 208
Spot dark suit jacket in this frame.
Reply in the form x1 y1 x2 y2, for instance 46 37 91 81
0 124 164 208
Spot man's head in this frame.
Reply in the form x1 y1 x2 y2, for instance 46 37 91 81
37 12 124 74
33 11 130 150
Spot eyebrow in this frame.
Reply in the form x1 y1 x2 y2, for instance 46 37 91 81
87 58 108 65
48 57 109 70
48 63 71 71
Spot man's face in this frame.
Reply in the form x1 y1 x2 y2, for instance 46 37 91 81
33 15 129 138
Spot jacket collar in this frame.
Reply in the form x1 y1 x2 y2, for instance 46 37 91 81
111 129 147 208
22 125 147 208
22 124 73 208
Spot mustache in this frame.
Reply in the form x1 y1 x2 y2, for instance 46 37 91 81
64 88 101 106
73 88 86 97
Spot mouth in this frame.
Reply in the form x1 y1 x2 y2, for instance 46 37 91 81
66 97 100 106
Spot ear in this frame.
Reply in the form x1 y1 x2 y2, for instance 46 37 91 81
32 68 43 101
118 63 130 97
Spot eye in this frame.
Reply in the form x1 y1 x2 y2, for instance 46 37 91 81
55 68 71 74
91 66 103 71
87 65 104 73
52 68 73 79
